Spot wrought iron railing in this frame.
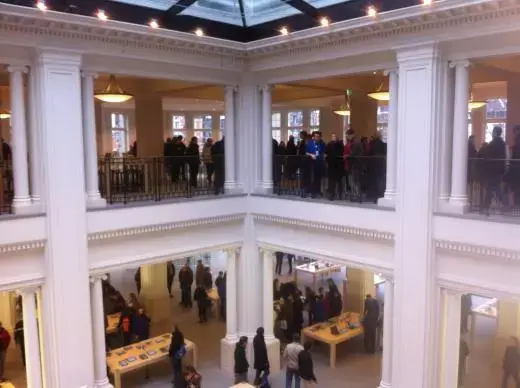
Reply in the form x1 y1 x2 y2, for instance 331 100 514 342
273 155 386 204
0 160 13 214
98 155 225 205
468 157 520 216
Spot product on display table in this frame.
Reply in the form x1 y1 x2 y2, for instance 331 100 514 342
301 312 363 368
295 261 343 287
207 287 221 320
106 333 197 388
106 312 121 334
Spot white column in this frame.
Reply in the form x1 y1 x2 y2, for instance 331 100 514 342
378 69 398 207
7 65 32 212
448 60 470 213
82 72 106 208
260 85 273 191
439 289 462 388
28 65 42 207
224 85 237 190
18 287 43 388
379 278 394 388
262 249 275 339
90 274 113 388
225 248 238 340
439 63 455 205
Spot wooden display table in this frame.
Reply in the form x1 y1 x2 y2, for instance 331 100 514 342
301 312 363 368
106 312 121 334
0 382 16 388
106 333 197 388
208 287 221 320
295 262 343 288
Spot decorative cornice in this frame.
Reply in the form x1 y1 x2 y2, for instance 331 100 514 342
0 239 45 254
246 0 520 57
253 213 394 242
88 213 246 241
435 239 520 261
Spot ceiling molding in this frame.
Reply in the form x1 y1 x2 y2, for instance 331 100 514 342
435 239 520 261
88 213 246 241
253 213 394 242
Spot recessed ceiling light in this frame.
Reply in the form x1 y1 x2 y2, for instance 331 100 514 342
36 1 47 11
280 26 289 35
367 6 377 17
96 9 108 21
195 28 204 37
149 19 159 29
422 0 432 4
320 17 330 27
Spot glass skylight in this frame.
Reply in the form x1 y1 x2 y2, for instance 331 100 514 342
110 0 178 11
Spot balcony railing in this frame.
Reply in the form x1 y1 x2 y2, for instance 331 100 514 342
468 157 520 217
0 160 13 214
273 155 386 204
98 155 225 205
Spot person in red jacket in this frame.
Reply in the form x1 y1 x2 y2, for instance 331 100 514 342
0 321 11 382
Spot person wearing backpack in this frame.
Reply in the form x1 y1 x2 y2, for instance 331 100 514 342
118 307 135 346
168 325 186 388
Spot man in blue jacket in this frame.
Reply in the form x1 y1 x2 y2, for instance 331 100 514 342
305 131 325 198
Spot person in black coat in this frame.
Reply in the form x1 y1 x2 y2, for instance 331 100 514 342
502 336 520 388
134 268 141 295
211 137 225 195
14 319 24 366
274 251 284 275
253 327 269 383
194 285 209 323
168 325 185 388
186 137 201 188
298 341 317 386
293 290 304 336
167 262 176 298
325 134 344 200
178 261 194 308
234 336 249 384
363 294 380 353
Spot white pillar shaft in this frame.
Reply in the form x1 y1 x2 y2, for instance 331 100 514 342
449 61 470 206
439 64 455 202
21 290 43 388
28 67 41 204
90 276 113 388
226 250 238 340
384 70 398 200
261 87 273 188
263 250 274 339
81 74 103 204
439 290 462 388
224 86 236 188
379 280 394 388
8 67 31 206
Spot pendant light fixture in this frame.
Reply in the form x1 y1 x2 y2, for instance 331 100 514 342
334 89 352 116
0 100 10 120
367 82 389 102
94 74 133 103
468 93 486 111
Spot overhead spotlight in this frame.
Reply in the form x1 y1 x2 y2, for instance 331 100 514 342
320 17 330 27
195 28 204 37
280 26 289 35
367 6 377 17
422 0 432 4
149 19 159 29
36 1 47 11
96 9 108 21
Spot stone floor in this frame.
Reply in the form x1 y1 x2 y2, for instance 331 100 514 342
0 255 507 388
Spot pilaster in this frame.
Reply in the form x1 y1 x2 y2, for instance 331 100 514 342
393 43 443 388
438 289 463 388
259 84 273 192
379 277 394 388
221 247 239 374
224 85 239 192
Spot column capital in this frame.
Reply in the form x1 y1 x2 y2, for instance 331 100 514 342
6 64 29 74
449 59 471 69
383 68 398 76
442 287 465 298
89 273 108 283
225 246 241 256
224 85 237 93
258 84 273 93
259 247 274 257
81 70 99 79
16 286 39 296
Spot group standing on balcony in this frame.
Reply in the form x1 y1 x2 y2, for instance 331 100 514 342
274 129 387 203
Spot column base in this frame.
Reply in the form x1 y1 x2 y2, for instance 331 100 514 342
265 337 281 375
224 181 241 194
377 195 395 208
12 199 41 215
87 196 107 209
94 377 114 388
142 294 171 324
258 182 273 194
378 381 392 388
443 197 469 214
221 336 238 374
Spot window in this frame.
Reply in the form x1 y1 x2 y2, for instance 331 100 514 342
272 129 281 144
193 115 213 130
310 109 320 127
111 113 126 129
485 123 506 143
287 111 303 127
377 105 389 142
272 112 281 128
287 129 300 141
486 98 507 120
172 115 186 130
220 115 226 130
110 113 128 154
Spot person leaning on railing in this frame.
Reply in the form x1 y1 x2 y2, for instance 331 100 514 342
202 138 215 187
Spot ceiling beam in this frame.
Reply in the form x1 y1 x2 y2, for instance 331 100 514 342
284 0 319 19
166 0 199 16
237 0 247 27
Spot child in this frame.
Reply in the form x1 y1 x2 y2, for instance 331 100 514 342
184 365 201 388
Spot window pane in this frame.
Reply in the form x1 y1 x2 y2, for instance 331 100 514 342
310 109 320 127
203 115 213 130
111 113 126 129
172 115 186 130
220 115 226 131
288 111 303 127
173 130 186 138
272 129 281 143
272 112 281 128
287 129 300 140
193 116 203 130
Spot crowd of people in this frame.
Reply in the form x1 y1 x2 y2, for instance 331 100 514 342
273 129 387 203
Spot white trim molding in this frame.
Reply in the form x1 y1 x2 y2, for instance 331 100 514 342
253 213 394 242
88 213 246 241
0 239 46 254
0 275 44 293
435 240 520 261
